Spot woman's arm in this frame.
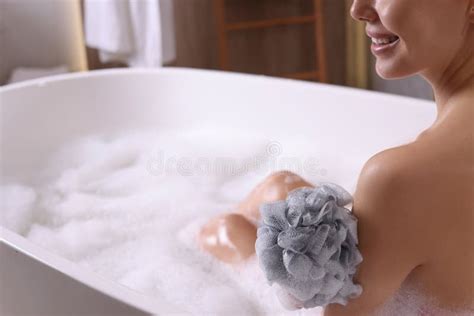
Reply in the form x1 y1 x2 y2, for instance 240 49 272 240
324 150 429 315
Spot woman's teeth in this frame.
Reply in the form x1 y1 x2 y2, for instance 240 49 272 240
371 36 399 45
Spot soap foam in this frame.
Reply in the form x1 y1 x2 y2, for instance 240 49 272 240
0 184 37 235
2 128 465 315
1 128 329 315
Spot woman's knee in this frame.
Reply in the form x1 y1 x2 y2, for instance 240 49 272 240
259 171 313 202
237 171 313 223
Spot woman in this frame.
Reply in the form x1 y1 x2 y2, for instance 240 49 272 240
198 0 474 314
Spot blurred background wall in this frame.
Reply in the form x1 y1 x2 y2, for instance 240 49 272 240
0 0 433 100
169 0 347 85
0 0 87 84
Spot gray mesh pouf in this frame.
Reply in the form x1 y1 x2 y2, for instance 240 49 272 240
255 183 363 309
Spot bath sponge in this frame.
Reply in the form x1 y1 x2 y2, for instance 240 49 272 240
255 183 363 309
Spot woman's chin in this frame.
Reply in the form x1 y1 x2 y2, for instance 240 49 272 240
376 69 397 80
375 61 412 80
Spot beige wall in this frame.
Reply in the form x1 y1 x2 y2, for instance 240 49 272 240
0 0 86 85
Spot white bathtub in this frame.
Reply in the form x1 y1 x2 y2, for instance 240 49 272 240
0 68 436 315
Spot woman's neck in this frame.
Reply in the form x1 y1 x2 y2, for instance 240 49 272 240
423 51 473 126
419 23 473 123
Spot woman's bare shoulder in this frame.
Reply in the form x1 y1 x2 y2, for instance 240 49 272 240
353 142 440 256
324 144 432 315
353 142 444 257
354 143 429 213
357 138 470 211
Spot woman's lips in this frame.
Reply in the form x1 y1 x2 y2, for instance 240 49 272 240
367 31 400 57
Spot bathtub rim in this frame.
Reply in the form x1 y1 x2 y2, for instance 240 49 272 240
0 67 435 107
0 227 186 315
